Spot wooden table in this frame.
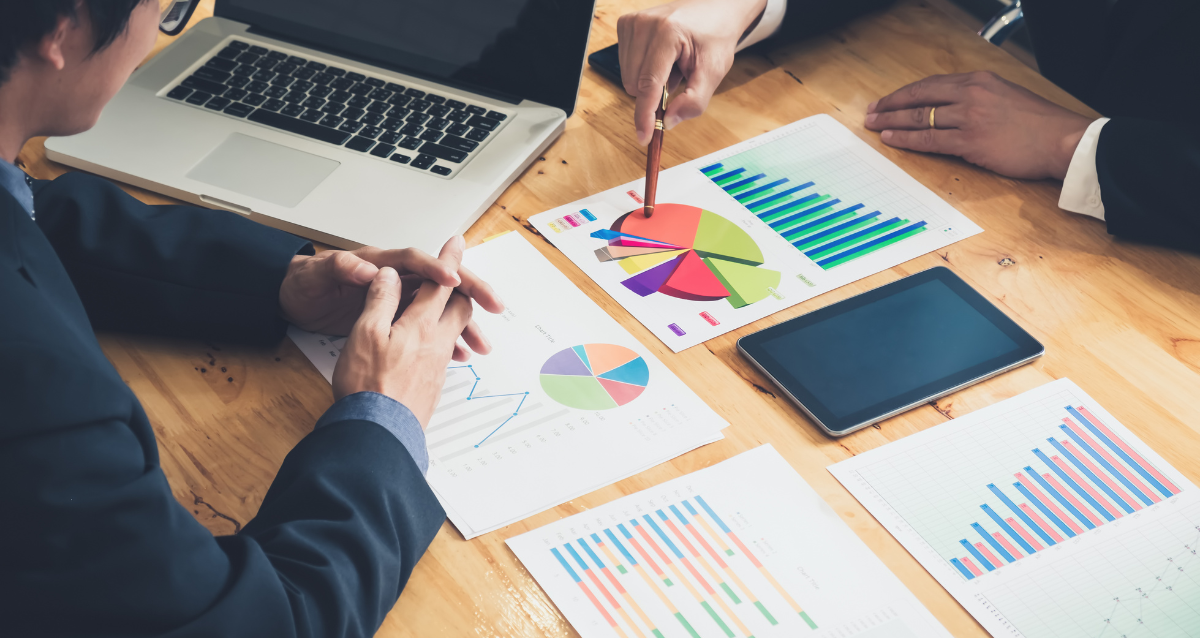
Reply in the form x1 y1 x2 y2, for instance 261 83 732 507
18 1 1200 636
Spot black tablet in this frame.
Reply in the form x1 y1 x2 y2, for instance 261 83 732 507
738 267 1044 436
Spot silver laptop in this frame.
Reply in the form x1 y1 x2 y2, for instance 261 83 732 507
45 0 596 252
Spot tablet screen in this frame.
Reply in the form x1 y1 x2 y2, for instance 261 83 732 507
739 268 1042 434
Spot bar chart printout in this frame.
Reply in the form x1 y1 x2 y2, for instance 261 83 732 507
830 378 1200 638
509 445 951 638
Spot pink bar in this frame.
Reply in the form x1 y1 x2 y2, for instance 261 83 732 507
961 557 983 577
975 542 1005 566
1044 473 1104 527
1018 503 1065 543
562 215 580 228
1063 418 1161 503
1077 406 1181 495
1005 517 1044 551
1050 455 1122 519
1017 473 1083 535
993 532 1024 559
1062 439 1142 511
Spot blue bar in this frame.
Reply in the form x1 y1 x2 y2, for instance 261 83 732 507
617 523 636 539
552 547 583 582
710 167 746 183
971 522 1015 563
1059 423 1154 506
988 484 1055 547
951 558 976 580
1049 437 1134 514
579 208 597 222
604 529 639 565
1014 480 1076 538
770 199 841 230
694 496 732 533
723 173 766 192
644 514 686 559
757 193 822 219
1034 448 1115 522
736 177 789 202
802 213 889 256
960 539 994 571
1026 465 1097 530
746 182 814 209
578 538 607 568
1066 406 1173 498
981 504 1034 555
816 221 928 268
564 543 591 572
700 162 723 173
669 504 691 527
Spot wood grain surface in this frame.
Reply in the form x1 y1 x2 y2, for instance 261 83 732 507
16 1 1200 636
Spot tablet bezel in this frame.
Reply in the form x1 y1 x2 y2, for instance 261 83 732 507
737 267 1044 437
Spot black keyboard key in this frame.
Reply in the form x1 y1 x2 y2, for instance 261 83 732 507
328 90 352 103
388 94 413 107
427 118 449 130
312 72 335 85
262 98 285 111
364 77 385 87
431 165 452 176
399 137 423 150
276 63 298 76
411 153 435 170
379 131 403 145
223 87 248 101
400 123 423 136
292 67 316 80
205 96 232 110
465 105 486 115
224 102 254 117
345 71 366 82
186 91 212 105
349 83 374 96
347 96 371 109
486 110 508 121
264 86 288 99
246 80 270 93
446 109 470 123
306 60 327 71
235 52 260 65
291 79 313 92
426 94 446 104
320 114 344 127
406 112 430 125
266 50 286 59
342 107 366 121
302 96 326 109
345 135 375 152
254 58 278 71
428 104 452 118
281 104 305 117
326 67 346 76
370 144 395 158
420 142 467 163
226 75 251 88
405 88 426 98
309 85 333 98
283 90 307 104
320 102 345 115
368 89 393 103
270 75 295 87
409 99 432 112
233 63 256 77
419 130 443 142
228 41 249 51
440 135 479 153
447 122 469 136
331 77 354 90
252 70 277 82
205 57 239 72
366 101 391 114
243 93 267 106
360 125 383 139
385 82 406 93
390 154 411 164
338 120 364 134
183 75 228 94
382 117 405 132
287 56 307 66
300 108 324 122
465 128 490 142
167 86 193 100
361 113 385 126
467 115 500 131
446 99 466 110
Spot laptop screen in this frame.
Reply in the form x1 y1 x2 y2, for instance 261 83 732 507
216 0 595 114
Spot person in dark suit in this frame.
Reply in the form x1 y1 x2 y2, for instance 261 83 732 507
617 0 1200 253
0 1 503 636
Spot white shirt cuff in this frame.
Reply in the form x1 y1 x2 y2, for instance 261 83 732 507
1059 117 1110 221
737 0 787 51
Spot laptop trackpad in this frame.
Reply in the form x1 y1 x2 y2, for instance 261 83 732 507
187 133 339 208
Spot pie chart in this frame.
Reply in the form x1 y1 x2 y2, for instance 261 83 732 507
591 204 782 308
539 344 649 410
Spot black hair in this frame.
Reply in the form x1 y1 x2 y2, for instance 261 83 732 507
0 0 149 85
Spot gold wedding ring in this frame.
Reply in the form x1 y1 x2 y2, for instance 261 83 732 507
929 106 937 130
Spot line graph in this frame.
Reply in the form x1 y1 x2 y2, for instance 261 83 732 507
447 364 532 448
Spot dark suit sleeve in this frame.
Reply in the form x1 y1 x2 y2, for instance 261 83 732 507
772 0 896 42
1095 118 1200 252
31 172 312 344
0 342 445 637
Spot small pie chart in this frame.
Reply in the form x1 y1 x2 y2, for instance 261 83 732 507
539 344 649 410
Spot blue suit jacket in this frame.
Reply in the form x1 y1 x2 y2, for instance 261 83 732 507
0 173 445 637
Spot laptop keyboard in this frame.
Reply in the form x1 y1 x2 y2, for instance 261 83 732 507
161 39 511 178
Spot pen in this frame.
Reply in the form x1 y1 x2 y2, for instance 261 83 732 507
643 87 667 218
